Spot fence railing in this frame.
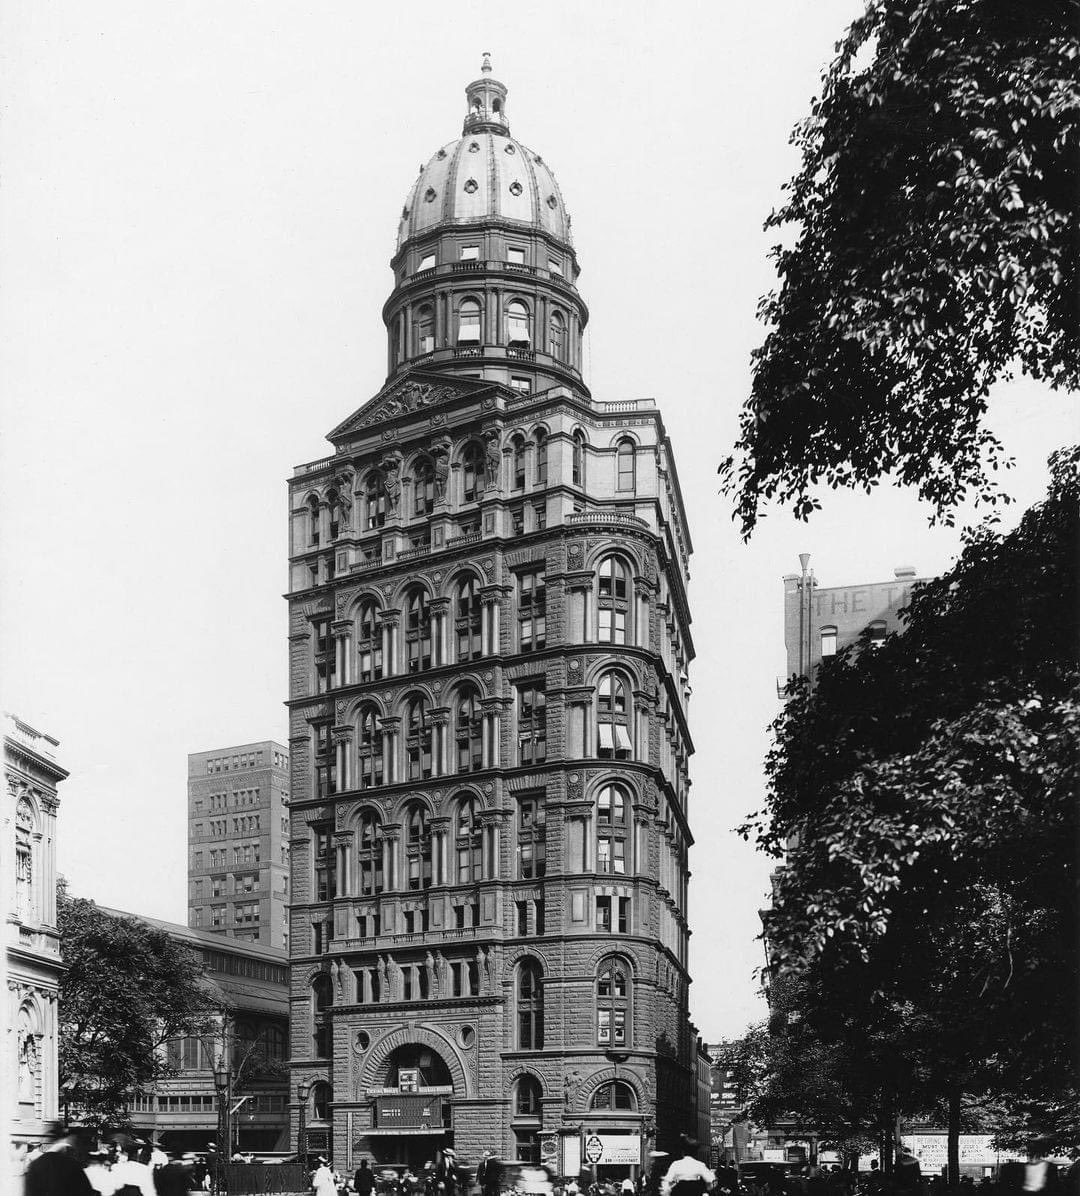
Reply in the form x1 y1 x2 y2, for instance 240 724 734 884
225 1161 308 1194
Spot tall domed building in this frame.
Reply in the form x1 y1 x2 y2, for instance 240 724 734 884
287 57 696 1178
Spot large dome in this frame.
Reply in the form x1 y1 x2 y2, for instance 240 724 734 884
395 56 572 251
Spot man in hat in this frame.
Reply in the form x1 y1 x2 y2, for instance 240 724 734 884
107 1133 156 1196
660 1137 715 1196
24 1123 95 1196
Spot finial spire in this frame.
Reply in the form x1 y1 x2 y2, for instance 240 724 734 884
463 54 509 136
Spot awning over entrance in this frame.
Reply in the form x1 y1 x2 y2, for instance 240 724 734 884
364 1128 447 1137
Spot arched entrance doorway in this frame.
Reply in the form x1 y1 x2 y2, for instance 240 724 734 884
362 1043 457 1172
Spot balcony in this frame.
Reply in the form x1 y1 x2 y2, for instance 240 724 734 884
567 510 649 530
506 347 535 361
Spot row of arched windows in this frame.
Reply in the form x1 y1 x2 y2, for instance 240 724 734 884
314 663 642 798
315 780 640 900
310 955 635 1053
313 552 645 690
301 431 638 547
395 298 572 362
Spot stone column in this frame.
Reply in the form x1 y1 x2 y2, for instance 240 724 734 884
430 709 450 777
333 621 353 686
379 716 401 787
430 597 451 666
431 817 451 887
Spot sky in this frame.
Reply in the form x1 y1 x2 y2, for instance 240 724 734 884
2 1 1074 1042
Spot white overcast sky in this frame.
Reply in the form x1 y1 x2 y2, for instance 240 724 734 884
2 1 1073 1041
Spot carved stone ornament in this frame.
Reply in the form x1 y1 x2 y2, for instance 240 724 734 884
346 378 464 431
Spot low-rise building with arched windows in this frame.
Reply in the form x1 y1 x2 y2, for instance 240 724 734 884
286 57 696 1180
5 714 69 1147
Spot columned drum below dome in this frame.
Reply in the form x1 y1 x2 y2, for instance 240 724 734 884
384 57 589 397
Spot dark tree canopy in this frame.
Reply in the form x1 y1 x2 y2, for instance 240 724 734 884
721 0 1079 536
58 889 217 1128
744 449 1079 1152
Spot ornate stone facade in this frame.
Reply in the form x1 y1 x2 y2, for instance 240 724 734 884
287 60 696 1180
4 713 68 1145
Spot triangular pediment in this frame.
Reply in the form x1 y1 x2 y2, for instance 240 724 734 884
329 370 500 441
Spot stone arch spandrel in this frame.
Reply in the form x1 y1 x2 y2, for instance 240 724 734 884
574 1066 645 1115
357 1024 470 1098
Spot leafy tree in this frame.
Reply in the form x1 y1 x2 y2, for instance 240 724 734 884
58 888 217 1129
743 450 1080 1165
720 0 1079 535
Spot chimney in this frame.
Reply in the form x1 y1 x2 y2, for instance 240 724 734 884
894 566 916 579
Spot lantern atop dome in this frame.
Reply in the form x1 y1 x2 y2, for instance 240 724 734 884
463 52 510 136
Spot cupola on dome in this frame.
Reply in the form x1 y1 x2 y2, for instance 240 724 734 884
396 55 572 251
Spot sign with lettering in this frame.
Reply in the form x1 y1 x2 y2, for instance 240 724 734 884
585 1136 604 1165
376 1094 443 1128
901 1136 1024 1170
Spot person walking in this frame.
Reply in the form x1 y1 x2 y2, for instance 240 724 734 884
356 1158 376 1196
312 1155 337 1196
23 1125 95 1196
660 1137 716 1196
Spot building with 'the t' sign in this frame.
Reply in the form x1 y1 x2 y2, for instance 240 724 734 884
286 56 697 1180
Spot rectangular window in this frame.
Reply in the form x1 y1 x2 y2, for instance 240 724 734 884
460 245 479 261
507 246 525 265
548 258 563 276
618 896 630 933
820 626 838 657
516 900 528 937
518 681 547 765
518 569 546 653
534 898 545 935
533 502 546 531
418 252 436 272
511 505 524 536
596 895 611 932
510 376 531 393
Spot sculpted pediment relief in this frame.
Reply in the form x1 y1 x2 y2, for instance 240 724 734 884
329 371 499 439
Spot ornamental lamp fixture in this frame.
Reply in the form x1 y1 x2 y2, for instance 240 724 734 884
297 1079 311 1102
213 1062 230 1095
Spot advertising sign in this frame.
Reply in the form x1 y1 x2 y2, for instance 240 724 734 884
586 1133 645 1162
399 1068 419 1093
901 1136 1024 1171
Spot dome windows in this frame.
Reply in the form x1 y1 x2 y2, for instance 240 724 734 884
424 188 437 203
549 310 566 360
468 141 480 152
463 178 479 194
506 301 531 348
509 181 524 197
414 305 435 355
457 298 481 345
504 142 515 154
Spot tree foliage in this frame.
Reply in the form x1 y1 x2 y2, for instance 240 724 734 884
720 0 1079 536
58 889 217 1129
742 449 1079 1152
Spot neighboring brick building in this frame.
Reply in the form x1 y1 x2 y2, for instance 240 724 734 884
782 557 931 687
188 742 291 948
286 58 697 1180
109 909 291 1153
5 713 69 1146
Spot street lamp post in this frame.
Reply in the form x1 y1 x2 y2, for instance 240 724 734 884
297 1079 311 1167
213 1061 230 1196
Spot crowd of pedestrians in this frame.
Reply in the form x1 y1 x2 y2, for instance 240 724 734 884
20 1123 210 1195
15 1125 1080 1196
